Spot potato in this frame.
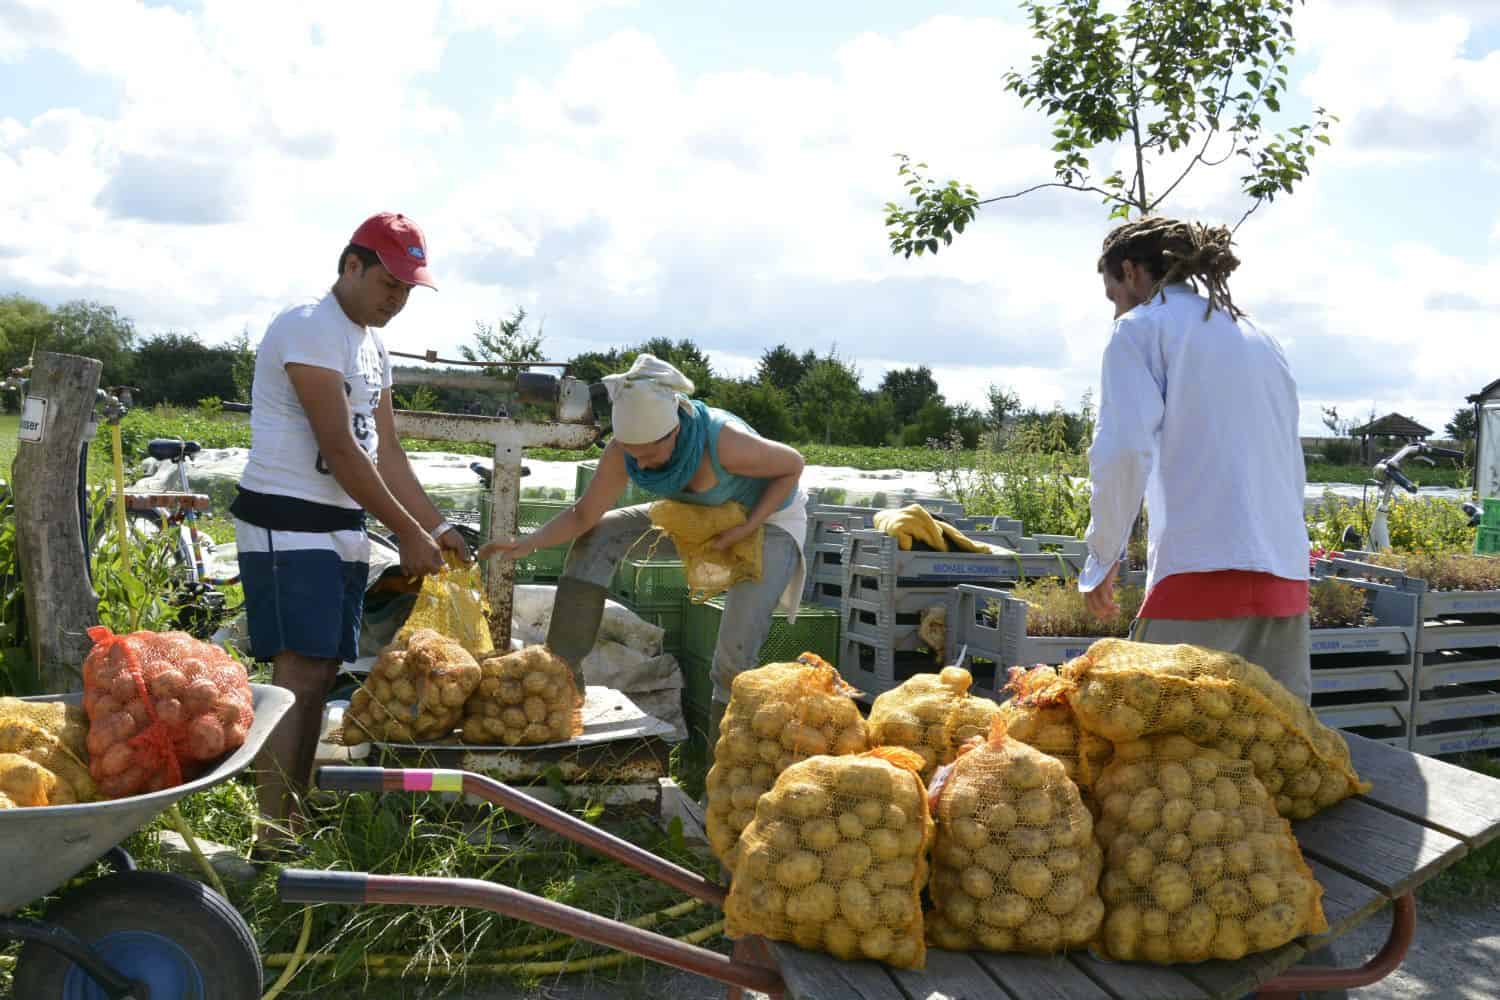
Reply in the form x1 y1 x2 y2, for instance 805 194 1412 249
836 811 865 840
778 783 829 820
774 851 822 889
1149 862 1193 913
950 817 988 851
1044 874 1087 917
824 841 873 880
800 818 839 851
1123 846 1155 887
1006 828 1050 857
1188 808 1225 845
786 882 837 924
1062 897 1105 946
961 866 996 899
1189 846 1226 887
1009 858 1053 899
867 827 902 861
823 920 860 960
1103 904 1143 958
943 894 979 929
1016 787 1055 826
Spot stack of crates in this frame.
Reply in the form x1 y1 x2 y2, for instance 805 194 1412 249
608 556 689 656
513 498 572 583
838 528 1088 697
575 460 655 508
1320 555 1500 754
678 599 842 736
1477 498 1500 555
942 584 1097 697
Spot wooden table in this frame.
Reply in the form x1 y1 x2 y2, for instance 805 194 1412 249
752 734 1500 1000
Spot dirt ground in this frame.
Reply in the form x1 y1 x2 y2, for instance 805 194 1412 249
346 895 1499 1000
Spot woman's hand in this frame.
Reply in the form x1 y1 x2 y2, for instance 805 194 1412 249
711 523 756 551
478 534 534 561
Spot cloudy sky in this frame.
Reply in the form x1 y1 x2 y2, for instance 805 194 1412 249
3 0 1497 435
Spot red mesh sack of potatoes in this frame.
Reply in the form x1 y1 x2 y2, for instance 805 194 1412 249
82 627 254 798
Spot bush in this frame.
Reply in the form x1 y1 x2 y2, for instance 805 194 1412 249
936 420 1091 537
1308 579 1371 629
1305 490 1474 554
1368 552 1500 592
1316 438 1360 465
1009 577 1143 638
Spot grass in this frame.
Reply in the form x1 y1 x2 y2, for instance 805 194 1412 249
1419 755 1500 903
1305 462 1468 489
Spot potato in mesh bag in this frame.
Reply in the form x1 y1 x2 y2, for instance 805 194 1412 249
1063 639 1369 819
706 654 869 867
462 646 582 745
346 629 480 743
1092 736 1328 963
925 717 1103 953
0 697 96 805
867 666 1000 781
397 558 494 659
724 747 935 969
649 499 763 603
996 665 1113 791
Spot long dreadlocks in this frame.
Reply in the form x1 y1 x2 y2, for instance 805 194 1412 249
1098 217 1244 320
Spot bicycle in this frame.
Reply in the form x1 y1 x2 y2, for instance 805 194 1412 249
1339 440 1477 552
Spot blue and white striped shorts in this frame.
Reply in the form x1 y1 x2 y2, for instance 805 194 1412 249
234 520 369 663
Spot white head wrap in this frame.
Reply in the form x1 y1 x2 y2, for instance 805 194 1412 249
602 353 695 444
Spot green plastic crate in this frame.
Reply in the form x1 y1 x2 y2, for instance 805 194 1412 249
678 652 715 740
513 499 571 581
1484 497 1500 527
575 461 655 508
1477 526 1500 556
611 558 688 608
617 601 685 656
683 598 840 668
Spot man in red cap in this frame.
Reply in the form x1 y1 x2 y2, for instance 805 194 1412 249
232 212 468 856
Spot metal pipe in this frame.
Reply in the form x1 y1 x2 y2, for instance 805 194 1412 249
278 871 784 996
1255 893 1416 997
315 767 727 907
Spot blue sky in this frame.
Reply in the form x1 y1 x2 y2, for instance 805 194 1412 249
3 0 1499 435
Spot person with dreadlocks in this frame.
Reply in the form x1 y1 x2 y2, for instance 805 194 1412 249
1079 217 1313 702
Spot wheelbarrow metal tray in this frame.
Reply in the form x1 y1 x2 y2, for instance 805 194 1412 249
0 683 294 914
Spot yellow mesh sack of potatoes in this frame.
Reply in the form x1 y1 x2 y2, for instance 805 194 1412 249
1062 639 1369 819
706 654 868 866
345 628 481 743
996 665 1113 792
867 666 1001 781
399 555 494 659
649 499 762 603
462 646 583 746
926 717 1104 954
1093 735 1328 963
725 746 935 969
0 697 96 805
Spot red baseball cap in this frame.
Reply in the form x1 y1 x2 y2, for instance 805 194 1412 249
349 212 436 289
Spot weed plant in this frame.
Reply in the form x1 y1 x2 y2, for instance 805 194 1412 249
1009 577 1143 638
1308 579 1372 629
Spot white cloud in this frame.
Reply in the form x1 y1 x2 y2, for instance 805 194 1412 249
0 1 1494 438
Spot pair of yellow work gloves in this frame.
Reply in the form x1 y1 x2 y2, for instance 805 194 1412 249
873 504 1001 554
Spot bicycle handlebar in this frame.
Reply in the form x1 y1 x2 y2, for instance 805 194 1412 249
1427 446 1465 460
1385 464 1418 494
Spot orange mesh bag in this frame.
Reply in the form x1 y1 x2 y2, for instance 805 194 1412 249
346 628 480 744
1093 735 1328 963
724 747 935 969
925 717 1104 954
461 645 583 745
1062 639 1369 819
997 665 1113 792
649 499 762 603
705 653 868 866
866 666 1001 781
82 627 254 799
0 697 96 805
398 556 494 659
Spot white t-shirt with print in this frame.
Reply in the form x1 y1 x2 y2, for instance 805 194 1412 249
239 292 393 509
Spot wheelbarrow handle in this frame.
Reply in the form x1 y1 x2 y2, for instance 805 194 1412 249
314 766 728 908
277 870 785 997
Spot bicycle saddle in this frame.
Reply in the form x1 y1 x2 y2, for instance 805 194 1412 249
147 438 202 462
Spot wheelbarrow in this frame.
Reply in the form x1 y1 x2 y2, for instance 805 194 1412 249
280 765 788 997
2 683 295 999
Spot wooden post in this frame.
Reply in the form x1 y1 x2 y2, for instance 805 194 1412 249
14 351 102 693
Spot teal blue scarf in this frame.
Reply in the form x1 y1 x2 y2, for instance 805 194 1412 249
624 399 708 496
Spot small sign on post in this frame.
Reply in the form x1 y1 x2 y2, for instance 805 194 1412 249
18 395 46 443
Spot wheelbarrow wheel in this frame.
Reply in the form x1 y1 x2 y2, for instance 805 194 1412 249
13 869 262 999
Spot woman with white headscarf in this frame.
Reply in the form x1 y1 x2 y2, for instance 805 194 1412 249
479 354 808 752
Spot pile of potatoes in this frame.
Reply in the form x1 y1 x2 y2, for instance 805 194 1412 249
462 646 582 745
1092 736 1327 963
867 666 1001 781
1065 639 1368 819
725 749 934 969
82 628 254 798
926 723 1104 953
706 657 868 865
996 665 1114 792
346 629 480 744
0 698 96 807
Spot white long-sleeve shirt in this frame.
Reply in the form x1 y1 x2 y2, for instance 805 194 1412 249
1079 283 1309 593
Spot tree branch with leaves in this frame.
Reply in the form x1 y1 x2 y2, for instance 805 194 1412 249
884 0 1336 257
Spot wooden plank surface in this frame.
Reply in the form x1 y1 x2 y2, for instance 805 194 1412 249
1177 943 1305 1000
1347 733 1500 848
889 948 1004 999
768 942 906 1000
1304 857 1389 940
970 951 1112 1000
1293 796 1467 896
1067 953 1213 1000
